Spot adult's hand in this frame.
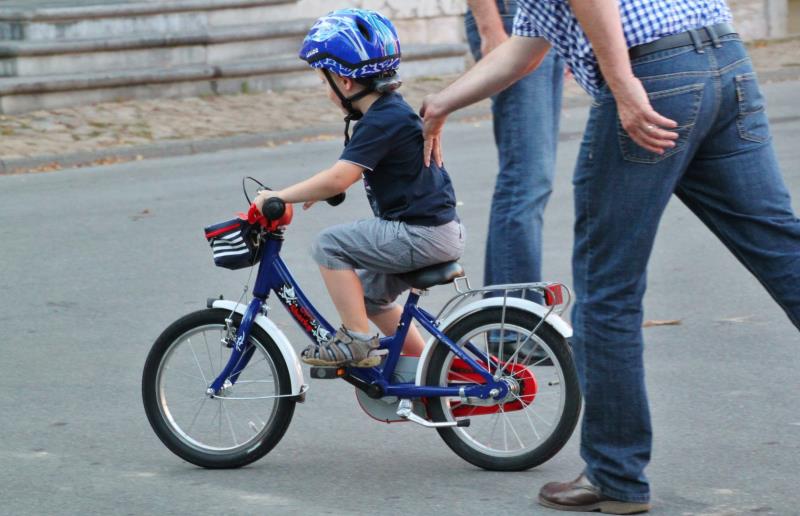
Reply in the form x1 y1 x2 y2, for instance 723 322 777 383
420 94 447 168
467 0 508 57
613 76 678 154
566 0 678 154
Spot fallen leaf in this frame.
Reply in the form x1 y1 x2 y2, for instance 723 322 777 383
643 319 681 328
715 315 753 324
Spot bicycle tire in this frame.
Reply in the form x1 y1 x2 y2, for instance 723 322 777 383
425 307 581 471
142 308 296 468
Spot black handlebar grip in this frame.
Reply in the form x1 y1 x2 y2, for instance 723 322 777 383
262 197 286 220
326 193 346 206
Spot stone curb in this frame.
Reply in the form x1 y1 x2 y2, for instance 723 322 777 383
0 106 487 175
1 67 797 176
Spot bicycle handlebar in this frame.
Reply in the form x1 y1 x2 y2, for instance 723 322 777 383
260 192 345 221
262 197 286 221
326 192 346 206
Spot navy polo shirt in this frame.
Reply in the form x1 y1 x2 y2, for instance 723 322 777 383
339 92 457 226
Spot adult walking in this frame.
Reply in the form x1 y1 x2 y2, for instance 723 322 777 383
465 0 563 301
421 0 800 513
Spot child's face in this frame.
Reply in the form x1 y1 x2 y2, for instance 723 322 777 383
316 70 361 115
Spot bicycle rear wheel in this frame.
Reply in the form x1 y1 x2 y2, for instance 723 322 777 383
425 307 581 471
142 308 295 468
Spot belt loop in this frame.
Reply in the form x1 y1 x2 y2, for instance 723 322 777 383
706 25 722 48
688 29 705 53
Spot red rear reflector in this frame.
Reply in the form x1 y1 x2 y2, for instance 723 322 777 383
544 284 564 306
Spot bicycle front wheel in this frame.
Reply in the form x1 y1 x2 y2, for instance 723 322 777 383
142 308 295 468
425 307 581 471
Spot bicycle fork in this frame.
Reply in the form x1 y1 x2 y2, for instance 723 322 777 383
207 298 263 396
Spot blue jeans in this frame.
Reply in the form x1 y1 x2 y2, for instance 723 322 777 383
465 1 564 298
572 36 800 502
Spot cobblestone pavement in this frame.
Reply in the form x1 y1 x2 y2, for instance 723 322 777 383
0 38 797 166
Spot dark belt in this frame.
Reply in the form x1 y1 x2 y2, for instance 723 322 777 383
629 22 738 60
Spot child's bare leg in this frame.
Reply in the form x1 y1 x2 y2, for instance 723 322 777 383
369 304 426 356
319 266 370 334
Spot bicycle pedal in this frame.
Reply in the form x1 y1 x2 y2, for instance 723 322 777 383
309 366 347 380
457 419 471 428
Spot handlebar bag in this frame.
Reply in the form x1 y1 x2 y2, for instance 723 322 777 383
204 217 262 270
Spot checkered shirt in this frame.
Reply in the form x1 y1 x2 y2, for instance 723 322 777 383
513 0 733 97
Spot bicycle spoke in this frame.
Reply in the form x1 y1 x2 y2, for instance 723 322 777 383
166 395 208 405
502 413 508 451
165 366 206 385
186 397 208 434
499 406 525 449
448 370 477 384
221 401 239 446
225 400 265 435
516 347 549 370
203 332 216 377
510 393 542 440
234 379 277 385
530 406 555 427
488 411 502 445
217 401 223 445
502 332 535 367
187 338 209 385
240 354 270 373
219 329 224 374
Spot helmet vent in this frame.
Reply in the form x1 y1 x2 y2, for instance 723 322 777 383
355 18 373 42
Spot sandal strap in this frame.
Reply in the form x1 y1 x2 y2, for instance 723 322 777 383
300 326 381 366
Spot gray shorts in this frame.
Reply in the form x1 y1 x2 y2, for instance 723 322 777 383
311 218 466 315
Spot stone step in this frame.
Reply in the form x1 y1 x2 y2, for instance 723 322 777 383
0 43 467 114
0 18 314 76
0 0 299 41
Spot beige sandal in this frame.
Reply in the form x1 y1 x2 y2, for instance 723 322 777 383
301 326 386 368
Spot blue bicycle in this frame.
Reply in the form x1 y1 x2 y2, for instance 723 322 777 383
142 189 581 471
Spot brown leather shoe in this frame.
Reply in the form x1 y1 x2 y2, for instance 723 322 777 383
538 474 651 514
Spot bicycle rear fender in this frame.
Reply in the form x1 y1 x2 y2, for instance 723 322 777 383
211 299 306 396
414 297 572 386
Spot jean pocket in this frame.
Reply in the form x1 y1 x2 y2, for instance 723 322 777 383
617 82 705 164
735 73 770 143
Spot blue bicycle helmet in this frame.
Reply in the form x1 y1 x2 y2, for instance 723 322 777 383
300 9 403 144
300 9 401 79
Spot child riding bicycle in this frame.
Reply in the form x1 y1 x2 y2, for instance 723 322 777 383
254 9 465 368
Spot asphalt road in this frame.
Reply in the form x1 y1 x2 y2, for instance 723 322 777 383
1 80 798 516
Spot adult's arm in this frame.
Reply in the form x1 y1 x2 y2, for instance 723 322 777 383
467 0 508 56
567 0 678 154
421 35 550 166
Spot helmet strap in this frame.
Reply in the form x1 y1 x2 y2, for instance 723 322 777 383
323 69 374 145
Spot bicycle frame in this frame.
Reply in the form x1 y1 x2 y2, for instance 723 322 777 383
208 233 509 401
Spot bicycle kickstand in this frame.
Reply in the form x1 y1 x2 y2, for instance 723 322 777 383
396 399 471 428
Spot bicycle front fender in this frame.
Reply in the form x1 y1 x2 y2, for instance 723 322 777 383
414 297 573 387
211 299 306 397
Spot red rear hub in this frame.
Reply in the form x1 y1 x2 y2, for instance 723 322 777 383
447 357 538 417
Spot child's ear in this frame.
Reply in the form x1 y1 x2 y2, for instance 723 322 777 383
340 76 354 93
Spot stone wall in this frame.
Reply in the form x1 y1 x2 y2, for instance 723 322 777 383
729 0 789 39
296 0 467 44
298 0 790 42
